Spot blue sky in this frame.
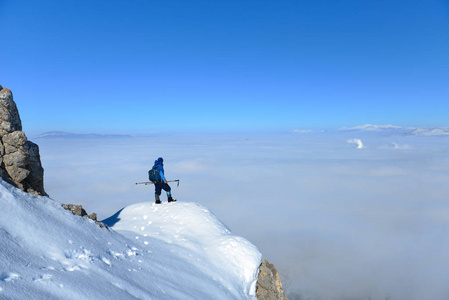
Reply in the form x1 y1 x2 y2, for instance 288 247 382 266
1 0 449 134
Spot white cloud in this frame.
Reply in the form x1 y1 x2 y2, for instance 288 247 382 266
368 166 408 176
347 138 364 149
37 132 449 300
392 142 412 149
173 160 208 174
378 143 413 150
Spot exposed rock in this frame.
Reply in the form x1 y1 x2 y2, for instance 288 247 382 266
62 204 88 217
256 259 289 300
0 86 47 196
0 88 22 135
62 204 107 228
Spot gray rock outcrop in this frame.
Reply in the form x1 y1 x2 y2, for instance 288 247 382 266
0 85 47 196
62 204 107 228
256 259 289 300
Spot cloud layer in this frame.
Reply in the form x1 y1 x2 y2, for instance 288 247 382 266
36 132 449 300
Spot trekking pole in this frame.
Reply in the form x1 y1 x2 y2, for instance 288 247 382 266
135 180 180 187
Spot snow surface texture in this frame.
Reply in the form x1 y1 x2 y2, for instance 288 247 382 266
0 180 261 300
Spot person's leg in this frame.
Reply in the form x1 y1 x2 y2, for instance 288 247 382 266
155 193 161 204
161 183 176 202
155 183 162 204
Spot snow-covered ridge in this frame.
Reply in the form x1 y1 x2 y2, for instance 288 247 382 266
0 179 261 299
338 124 449 136
408 127 449 136
103 202 262 298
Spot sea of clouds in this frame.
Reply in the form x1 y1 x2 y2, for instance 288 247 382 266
35 130 449 300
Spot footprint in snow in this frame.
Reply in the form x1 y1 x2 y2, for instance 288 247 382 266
64 265 81 272
0 272 20 282
34 274 52 282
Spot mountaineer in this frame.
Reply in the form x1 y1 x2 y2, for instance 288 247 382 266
149 157 176 204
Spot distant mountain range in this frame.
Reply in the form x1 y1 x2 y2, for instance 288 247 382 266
38 126 449 139
339 124 449 136
35 131 134 139
292 125 449 136
339 124 405 131
407 127 449 136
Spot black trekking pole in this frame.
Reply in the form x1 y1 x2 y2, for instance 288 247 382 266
135 180 180 187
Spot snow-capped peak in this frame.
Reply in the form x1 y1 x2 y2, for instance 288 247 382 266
0 180 261 299
408 127 449 136
103 202 262 298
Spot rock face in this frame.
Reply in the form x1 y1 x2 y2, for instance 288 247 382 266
256 259 289 300
0 86 47 196
62 204 107 228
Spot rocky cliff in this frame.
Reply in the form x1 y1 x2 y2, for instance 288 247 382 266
256 259 289 300
0 85 47 196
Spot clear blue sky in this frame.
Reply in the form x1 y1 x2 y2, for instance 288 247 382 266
1 0 449 134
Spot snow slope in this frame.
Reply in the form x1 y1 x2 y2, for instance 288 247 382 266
0 180 261 300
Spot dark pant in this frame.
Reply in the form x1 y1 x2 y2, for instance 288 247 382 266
155 182 171 195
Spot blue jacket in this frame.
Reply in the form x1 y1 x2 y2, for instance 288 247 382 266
153 159 167 182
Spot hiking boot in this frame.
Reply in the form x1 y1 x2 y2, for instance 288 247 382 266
155 194 161 204
168 196 177 203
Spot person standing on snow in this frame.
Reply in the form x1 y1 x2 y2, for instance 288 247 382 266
151 157 176 204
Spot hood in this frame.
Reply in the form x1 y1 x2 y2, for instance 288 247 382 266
154 157 164 167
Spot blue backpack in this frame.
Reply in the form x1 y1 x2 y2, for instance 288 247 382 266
148 167 161 182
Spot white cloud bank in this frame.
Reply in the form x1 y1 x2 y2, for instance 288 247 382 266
392 142 412 149
36 132 449 300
